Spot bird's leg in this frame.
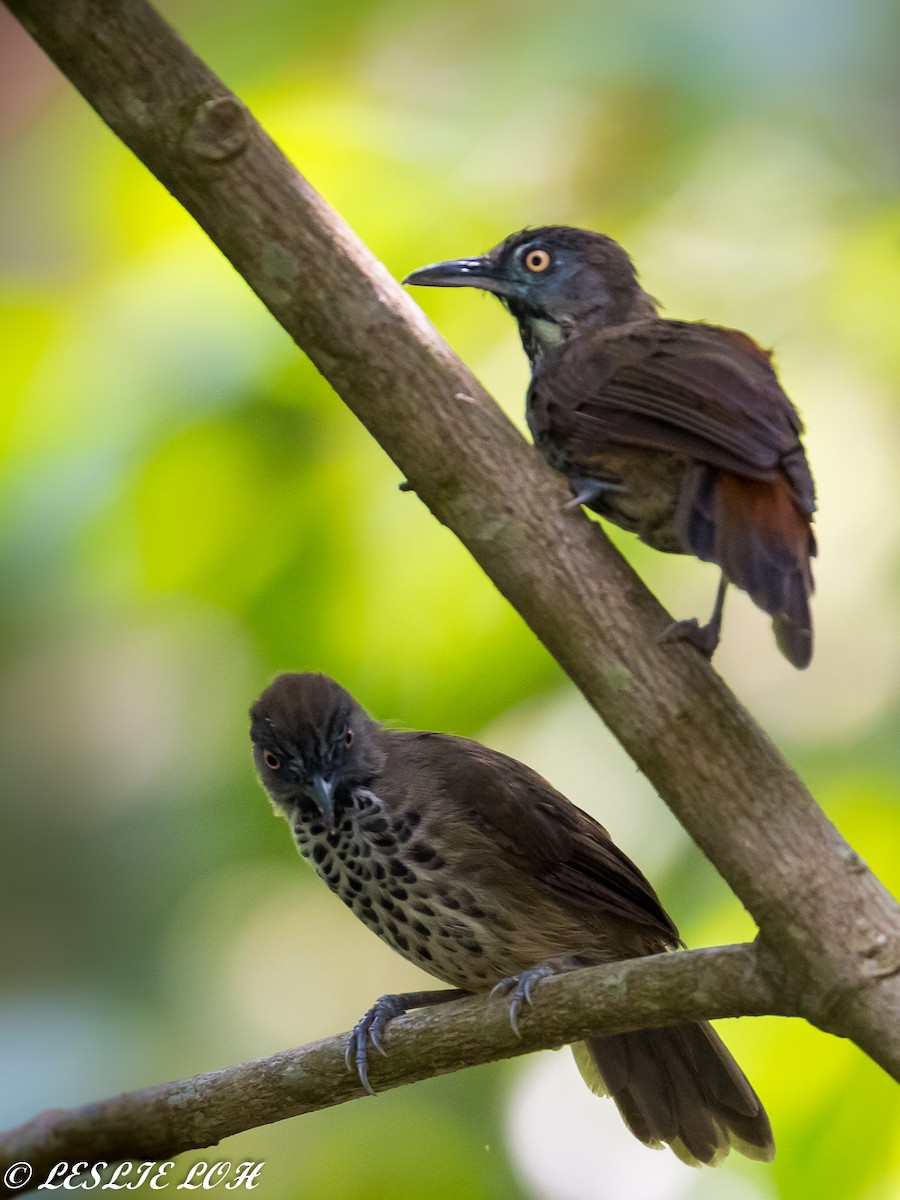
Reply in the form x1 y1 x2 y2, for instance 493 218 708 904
491 956 585 1035
661 574 728 658
346 988 470 1094
564 476 625 510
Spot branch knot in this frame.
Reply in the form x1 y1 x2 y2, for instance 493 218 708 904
182 95 250 163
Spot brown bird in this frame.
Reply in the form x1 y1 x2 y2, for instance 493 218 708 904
405 227 816 668
250 672 774 1166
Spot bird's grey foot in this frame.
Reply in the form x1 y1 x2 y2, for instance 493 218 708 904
564 476 625 511
662 576 727 659
345 987 468 1094
492 959 580 1035
660 617 721 658
345 994 407 1095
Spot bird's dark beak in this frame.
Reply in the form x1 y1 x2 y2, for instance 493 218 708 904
308 773 336 829
403 255 508 295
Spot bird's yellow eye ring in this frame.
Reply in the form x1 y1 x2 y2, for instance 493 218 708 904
524 248 551 273
263 750 281 770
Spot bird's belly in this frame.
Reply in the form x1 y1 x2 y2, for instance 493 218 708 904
292 794 547 991
576 447 688 555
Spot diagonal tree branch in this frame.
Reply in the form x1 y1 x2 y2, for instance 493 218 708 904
3 0 900 1158
0 944 785 1193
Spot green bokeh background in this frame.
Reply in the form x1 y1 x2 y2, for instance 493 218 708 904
2 1 899 1197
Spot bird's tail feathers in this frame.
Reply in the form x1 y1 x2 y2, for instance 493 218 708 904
680 466 815 668
573 1023 774 1167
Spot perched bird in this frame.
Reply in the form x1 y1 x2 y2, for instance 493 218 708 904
250 672 774 1165
404 227 816 668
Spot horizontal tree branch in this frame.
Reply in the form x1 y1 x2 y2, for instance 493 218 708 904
4 0 900 1158
0 944 785 1192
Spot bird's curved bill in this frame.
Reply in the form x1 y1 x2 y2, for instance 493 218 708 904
403 256 503 293
309 773 335 829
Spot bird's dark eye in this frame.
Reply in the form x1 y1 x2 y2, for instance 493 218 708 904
263 750 281 770
344 729 354 749
523 247 552 273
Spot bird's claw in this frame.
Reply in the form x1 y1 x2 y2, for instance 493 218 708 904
491 963 557 1036
564 477 625 511
660 617 721 658
345 994 407 1094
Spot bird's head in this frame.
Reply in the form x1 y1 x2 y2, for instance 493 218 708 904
249 673 383 830
404 226 656 361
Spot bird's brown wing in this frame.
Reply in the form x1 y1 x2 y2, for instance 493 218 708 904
411 733 680 945
531 319 815 513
